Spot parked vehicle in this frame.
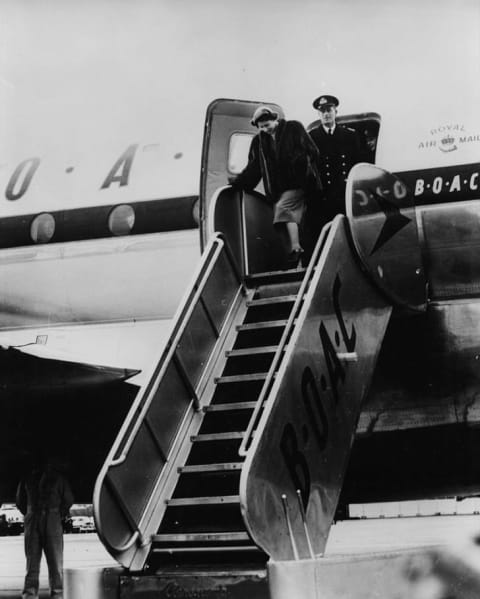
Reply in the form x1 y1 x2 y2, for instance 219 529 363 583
0 504 24 535
65 515 95 533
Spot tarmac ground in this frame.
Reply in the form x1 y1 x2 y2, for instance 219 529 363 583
1 515 479 598
0 533 116 598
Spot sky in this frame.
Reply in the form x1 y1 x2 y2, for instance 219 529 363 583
1 0 479 513
0 0 479 191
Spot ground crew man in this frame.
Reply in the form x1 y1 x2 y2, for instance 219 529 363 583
16 456 74 599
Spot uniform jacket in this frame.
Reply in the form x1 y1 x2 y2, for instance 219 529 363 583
16 467 74 518
309 124 363 213
231 119 323 202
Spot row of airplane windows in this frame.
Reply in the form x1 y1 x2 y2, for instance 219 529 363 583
30 204 135 244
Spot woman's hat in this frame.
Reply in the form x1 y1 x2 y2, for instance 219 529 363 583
251 106 279 126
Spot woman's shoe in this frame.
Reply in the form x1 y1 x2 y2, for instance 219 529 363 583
286 248 304 269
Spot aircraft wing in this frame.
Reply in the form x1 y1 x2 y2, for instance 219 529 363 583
0 345 140 393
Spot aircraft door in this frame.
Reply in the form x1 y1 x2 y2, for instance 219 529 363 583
307 112 381 164
200 99 285 274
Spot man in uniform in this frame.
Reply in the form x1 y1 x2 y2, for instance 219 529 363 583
229 105 322 268
16 455 74 599
309 94 364 219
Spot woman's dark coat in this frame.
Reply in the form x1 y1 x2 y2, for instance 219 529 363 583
231 119 322 202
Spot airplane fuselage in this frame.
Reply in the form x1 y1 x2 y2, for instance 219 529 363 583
0 145 201 330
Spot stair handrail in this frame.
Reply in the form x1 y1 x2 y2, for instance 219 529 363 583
109 234 241 468
94 232 245 558
238 222 333 457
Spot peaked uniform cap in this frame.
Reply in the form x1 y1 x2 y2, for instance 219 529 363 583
312 95 339 110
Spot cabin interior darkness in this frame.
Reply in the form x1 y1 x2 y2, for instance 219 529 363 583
341 423 480 507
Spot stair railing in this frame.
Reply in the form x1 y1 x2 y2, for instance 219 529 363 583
93 232 246 565
238 221 333 457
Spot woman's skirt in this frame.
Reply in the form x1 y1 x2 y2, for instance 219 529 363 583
273 188 305 226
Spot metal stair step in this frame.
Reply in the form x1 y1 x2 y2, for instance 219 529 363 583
245 269 307 286
236 319 288 331
172 466 240 497
151 545 258 554
166 495 240 507
246 295 297 307
152 531 251 544
185 435 243 464
178 462 243 474
214 373 268 384
210 378 265 405
191 431 244 442
225 345 278 357
203 402 257 413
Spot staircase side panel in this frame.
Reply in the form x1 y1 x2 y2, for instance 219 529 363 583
93 235 246 570
240 216 392 560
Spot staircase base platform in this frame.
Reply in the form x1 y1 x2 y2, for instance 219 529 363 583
118 566 268 599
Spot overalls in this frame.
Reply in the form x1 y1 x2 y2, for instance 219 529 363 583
16 468 73 599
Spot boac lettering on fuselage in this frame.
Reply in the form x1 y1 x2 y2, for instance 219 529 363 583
399 162 480 205
100 144 139 190
4 145 139 201
5 158 41 201
280 274 356 509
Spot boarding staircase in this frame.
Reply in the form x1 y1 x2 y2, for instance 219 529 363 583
93 165 426 596
93 226 328 572
147 265 307 569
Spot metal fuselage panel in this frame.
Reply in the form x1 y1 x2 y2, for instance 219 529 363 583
406 163 480 302
360 300 480 433
357 162 480 432
0 141 200 330
314 160 480 503
0 229 199 329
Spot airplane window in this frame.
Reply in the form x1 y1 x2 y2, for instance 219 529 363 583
108 204 135 236
192 198 200 225
30 213 55 243
228 133 253 174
